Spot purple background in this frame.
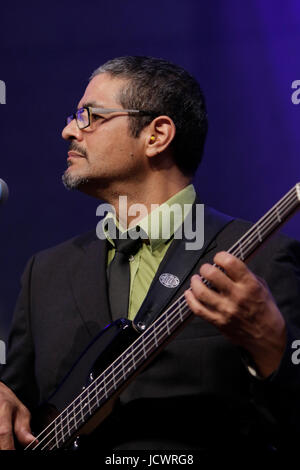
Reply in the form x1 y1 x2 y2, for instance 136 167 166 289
0 0 299 340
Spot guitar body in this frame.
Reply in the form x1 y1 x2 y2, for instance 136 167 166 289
31 318 138 449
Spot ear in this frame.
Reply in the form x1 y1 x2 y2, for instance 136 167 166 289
144 116 176 158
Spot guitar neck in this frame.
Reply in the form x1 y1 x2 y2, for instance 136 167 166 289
29 183 300 450
227 183 300 261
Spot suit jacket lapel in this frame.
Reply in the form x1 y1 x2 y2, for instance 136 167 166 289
133 202 233 329
69 232 112 338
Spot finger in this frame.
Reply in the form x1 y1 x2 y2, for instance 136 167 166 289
213 252 252 282
199 263 233 293
190 273 225 311
0 432 15 450
14 407 36 448
185 287 223 326
0 404 15 450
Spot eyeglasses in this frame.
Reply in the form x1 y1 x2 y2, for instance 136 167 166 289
66 106 155 130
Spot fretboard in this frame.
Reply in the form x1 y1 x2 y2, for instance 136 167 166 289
27 183 300 450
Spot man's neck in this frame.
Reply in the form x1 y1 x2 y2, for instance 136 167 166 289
105 176 191 228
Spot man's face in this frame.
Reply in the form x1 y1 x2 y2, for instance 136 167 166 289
61 73 147 195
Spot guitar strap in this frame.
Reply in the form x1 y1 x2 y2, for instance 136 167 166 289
133 202 234 331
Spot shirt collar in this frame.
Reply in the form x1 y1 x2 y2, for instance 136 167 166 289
103 184 196 252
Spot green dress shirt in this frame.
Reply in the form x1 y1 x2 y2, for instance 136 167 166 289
104 184 196 320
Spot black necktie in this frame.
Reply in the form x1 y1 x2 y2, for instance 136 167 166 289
108 232 142 321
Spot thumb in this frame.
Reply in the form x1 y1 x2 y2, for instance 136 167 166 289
18 430 37 447
14 407 37 448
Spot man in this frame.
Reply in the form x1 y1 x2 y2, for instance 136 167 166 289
0 56 300 453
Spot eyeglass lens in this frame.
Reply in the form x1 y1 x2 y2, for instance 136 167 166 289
76 108 89 128
67 108 89 128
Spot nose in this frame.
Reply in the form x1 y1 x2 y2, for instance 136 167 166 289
62 118 83 141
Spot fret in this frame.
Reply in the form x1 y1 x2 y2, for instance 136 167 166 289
178 298 184 322
256 223 263 242
73 400 78 429
149 324 158 348
141 335 147 360
46 413 66 450
142 330 158 364
135 345 145 368
92 379 106 411
276 204 282 223
103 373 108 399
141 336 153 360
173 304 182 327
175 309 184 329
114 358 124 385
153 322 158 348
73 396 82 430
165 314 171 335
112 364 117 390
88 383 97 416
257 218 273 241
124 351 133 374
47 432 56 451
120 354 127 382
86 387 92 416
117 346 140 384
80 389 85 423
54 415 59 449
94 379 101 408
238 241 245 261
59 412 64 445
130 347 137 370
104 366 114 396
66 408 71 436
68 400 76 435
81 387 89 416
53 409 67 449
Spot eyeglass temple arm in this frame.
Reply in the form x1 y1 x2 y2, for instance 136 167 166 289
90 107 140 114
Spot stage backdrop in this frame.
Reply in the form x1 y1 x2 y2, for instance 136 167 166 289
0 0 299 343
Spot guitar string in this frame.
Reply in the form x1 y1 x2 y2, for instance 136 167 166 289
226 187 298 258
27 187 299 449
230 194 299 259
31 294 190 450
27 280 200 450
42 298 193 450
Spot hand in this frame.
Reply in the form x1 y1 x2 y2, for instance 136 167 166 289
0 381 36 449
184 251 286 377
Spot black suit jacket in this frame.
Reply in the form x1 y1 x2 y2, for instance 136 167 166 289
1 205 300 452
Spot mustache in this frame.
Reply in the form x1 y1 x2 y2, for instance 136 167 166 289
69 142 88 158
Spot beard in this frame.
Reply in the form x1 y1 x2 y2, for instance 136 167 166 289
62 142 90 189
62 170 90 190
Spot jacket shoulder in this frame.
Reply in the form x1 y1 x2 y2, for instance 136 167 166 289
29 230 103 266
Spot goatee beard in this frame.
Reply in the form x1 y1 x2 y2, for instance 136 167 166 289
62 171 90 190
